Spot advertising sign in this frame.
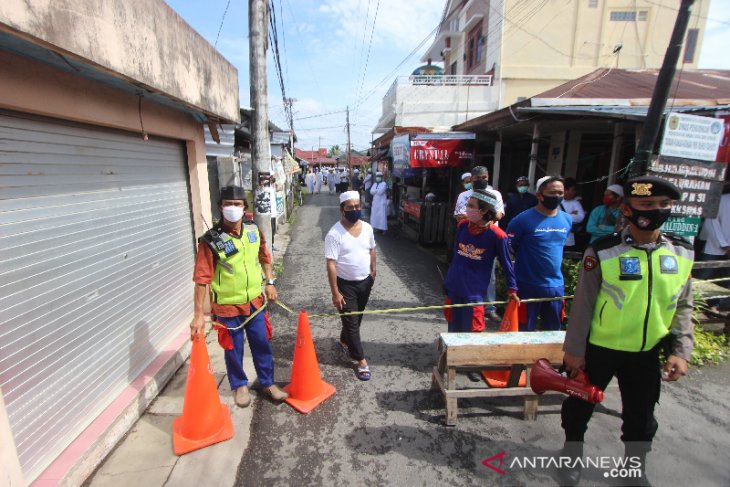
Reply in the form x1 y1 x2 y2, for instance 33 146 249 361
659 113 724 162
391 134 410 177
409 133 475 168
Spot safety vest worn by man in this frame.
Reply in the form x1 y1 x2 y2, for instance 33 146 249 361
588 233 693 353
202 222 263 305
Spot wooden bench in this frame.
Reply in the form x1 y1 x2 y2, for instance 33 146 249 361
431 331 566 425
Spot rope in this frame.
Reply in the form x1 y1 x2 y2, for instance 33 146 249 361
272 296 574 319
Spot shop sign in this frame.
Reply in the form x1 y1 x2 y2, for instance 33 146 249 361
409 134 474 168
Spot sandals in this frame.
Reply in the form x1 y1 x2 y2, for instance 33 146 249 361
356 364 371 381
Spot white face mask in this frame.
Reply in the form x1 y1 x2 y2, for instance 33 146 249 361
221 205 244 222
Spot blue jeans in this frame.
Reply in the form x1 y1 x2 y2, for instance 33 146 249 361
216 305 274 390
518 282 564 331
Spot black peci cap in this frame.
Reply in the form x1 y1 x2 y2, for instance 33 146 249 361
624 176 681 200
219 185 246 201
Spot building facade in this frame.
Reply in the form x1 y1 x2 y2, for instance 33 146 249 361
0 0 239 484
422 0 710 110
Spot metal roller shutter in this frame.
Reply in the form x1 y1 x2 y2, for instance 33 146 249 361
0 111 196 480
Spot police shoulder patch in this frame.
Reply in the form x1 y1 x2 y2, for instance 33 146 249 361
583 256 598 271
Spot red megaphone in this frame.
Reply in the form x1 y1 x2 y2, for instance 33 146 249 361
530 358 604 404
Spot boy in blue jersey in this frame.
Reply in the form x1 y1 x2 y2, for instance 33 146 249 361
444 189 519 332
507 176 572 331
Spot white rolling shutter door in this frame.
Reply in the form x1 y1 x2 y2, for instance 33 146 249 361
0 111 196 480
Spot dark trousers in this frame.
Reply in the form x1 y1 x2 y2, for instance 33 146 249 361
561 343 661 447
337 275 374 361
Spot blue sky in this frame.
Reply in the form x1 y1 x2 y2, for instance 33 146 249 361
166 0 730 153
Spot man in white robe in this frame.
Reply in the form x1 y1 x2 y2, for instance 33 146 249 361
369 171 388 233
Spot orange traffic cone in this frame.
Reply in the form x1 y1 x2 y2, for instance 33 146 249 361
482 300 527 388
284 310 336 414
172 336 234 455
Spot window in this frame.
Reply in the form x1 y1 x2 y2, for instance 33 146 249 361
610 11 636 21
450 61 457 75
610 10 648 21
684 28 699 63
466 23 483 71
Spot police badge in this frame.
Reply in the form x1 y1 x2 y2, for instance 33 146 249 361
619 256 642 280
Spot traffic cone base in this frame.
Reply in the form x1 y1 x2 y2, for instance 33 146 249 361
482 370 527 388
172 403 234 455
284 310 336 414
283 380 336 414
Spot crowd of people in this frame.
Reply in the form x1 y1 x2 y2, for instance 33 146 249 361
190 166 714 485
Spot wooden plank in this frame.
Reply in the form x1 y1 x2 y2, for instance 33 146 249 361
443 388 560 399
448 343 564 366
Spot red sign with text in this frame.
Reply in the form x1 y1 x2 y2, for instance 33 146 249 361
409 139 474 168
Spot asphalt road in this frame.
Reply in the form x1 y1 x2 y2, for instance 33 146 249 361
235 192 730 487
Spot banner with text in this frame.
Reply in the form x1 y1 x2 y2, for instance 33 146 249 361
659 113 724 162
410 133 475 169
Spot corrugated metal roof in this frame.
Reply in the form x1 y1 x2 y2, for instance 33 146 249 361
536 68 730 100
517 104 730 121
204 124 235 157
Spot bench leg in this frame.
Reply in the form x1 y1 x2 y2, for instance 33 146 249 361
446 397 458 426
524 395 539 421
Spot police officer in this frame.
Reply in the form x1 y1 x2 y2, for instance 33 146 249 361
559 176 694 485
190 186 288 407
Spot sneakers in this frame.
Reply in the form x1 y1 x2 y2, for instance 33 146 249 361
262 384 289 402
234 386 251 408
485 310 502 323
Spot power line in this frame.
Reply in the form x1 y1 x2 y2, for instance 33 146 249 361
353 0 381 121
294 109 348 121
214 0 232 48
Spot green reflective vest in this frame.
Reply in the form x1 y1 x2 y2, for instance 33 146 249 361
589 233 693 352
208 223 263 305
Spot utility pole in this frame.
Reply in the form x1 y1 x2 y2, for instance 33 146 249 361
346 105 352 189
249 0 272 251
631 0 695 177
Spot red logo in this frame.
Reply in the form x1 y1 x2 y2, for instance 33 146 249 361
482 451 507 475
583 256 598 271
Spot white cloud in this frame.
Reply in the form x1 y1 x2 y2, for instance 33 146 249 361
319 0 443 48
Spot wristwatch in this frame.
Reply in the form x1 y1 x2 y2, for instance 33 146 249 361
266 278 276 286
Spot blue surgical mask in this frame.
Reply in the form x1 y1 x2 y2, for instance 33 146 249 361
344 209 361 223
517 186 529 194
376 177 383 183
463 183 473 190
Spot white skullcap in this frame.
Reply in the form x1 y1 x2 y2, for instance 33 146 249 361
461 172 472 181
536 175 564 191
376 171 383 176
339 190 360 204
606 184 624 197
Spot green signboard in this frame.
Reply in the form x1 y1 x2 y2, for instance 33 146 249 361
661 216 701 237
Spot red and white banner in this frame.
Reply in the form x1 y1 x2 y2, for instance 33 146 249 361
409 138 474 168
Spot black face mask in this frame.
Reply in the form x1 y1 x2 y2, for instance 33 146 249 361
626 207 671 231
541 195 563 210
472 179 488 190
344 209 361 223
